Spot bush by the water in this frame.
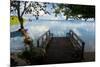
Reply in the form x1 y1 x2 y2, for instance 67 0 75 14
18 47 46 64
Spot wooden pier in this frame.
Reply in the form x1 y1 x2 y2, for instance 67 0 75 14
11 30 85 66
35 30 85 64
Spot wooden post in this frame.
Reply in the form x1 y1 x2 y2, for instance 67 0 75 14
81 42 85 60
42 36 44 46
46 31 48 40
37 39 39 47
69 30 73 38
47 30 50 40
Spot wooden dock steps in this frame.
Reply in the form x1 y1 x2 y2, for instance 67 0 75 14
43 37 82 64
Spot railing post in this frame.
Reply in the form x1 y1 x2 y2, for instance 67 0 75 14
48 30 50 36
47 30 50 40
37 39 39 47
41 36 43 42
70 30 73 38
46 31 48 39
81 42 85 59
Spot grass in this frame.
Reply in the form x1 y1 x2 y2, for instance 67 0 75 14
10 16 25 26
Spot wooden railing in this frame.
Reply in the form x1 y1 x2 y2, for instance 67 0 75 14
37 30 53 49
68 30 85 59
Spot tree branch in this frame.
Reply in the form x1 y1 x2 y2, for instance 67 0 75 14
21 2 27 17
21 2 30 17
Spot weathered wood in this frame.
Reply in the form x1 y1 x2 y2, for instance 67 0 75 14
69 30 84 44
81 42 85 59
45 37 83 63
69 30 85 60
37 30 53 50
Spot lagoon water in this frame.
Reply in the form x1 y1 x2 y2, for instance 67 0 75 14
10 19 95 53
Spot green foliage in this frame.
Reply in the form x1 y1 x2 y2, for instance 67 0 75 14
11 1 95 21
10 16 25 26
54 4 71 20
53 3 95 20
10 1 50 29
11 1 50 20
18 48 45 63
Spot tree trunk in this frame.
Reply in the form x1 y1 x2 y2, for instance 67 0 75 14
17 1 24 30
18 17 24 29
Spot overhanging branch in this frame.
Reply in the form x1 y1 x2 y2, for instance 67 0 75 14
21 2 30 17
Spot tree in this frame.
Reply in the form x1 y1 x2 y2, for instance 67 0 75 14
69 4 95 21
53 3 95 21
10 0 50 30
53 4 71 20
81 5 95 21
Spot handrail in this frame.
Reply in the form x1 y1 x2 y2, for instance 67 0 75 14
38 30 50 40
37 30 52 48
69 30 84 44
69 30 85 59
